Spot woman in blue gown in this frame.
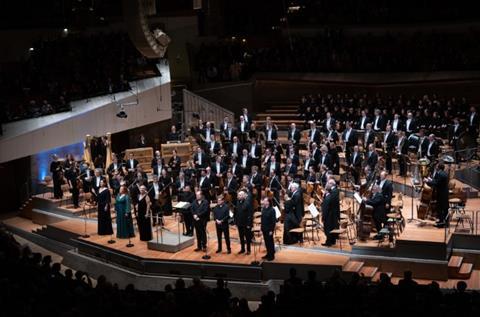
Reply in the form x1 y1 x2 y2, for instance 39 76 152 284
115 185 135 239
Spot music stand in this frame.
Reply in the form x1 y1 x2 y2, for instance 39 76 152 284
251 228 261 265
173 202 191 244
407 178 424 225
126 213 134 247
82 204 90 238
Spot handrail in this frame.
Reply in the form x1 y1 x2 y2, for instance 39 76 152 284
183 89 235 131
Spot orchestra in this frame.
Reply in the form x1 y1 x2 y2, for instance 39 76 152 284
47 99 478 259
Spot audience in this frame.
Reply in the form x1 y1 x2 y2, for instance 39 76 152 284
1 225 479 316
0 32 158 123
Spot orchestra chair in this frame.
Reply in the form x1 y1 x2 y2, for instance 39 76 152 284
41 176 53 198
289 218 307 246
330 219 349 250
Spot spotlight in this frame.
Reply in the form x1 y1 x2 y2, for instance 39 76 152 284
29 47 34 52
116 107 128 119
63 28 69 33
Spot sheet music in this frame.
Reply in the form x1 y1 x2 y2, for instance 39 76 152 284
274 206 281 219
308 203 319 218
354 192 363 204
174 202 191 209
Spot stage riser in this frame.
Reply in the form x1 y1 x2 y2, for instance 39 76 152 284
452 234 480 252
76 239 263 282
63 250 270 300
3 222 73 258
262 262 344 281
36 225 81 248
395 240 448 260
31 208 67 226
351 257 448 280
32 197 87 218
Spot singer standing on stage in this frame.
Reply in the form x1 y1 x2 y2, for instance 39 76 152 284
97 179 113 236
136 185 153 241
115 185 135 239
235 190 253 254
261 197 276 261
192 190 209 251
213 195 231 254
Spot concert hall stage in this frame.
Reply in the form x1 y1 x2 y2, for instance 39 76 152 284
3 174 480 288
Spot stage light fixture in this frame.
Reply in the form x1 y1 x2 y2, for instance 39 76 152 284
116 107 128 119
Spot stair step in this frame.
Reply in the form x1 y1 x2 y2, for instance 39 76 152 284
458 263 474 279
359 266 378 279
448 255 463 268
372 271 393 282
343 261 364 273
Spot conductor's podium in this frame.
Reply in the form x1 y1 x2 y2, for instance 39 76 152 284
161 142 192 166
125 147 154 173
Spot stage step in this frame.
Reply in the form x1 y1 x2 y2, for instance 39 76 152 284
359 266 378 279
458 263 474 279
372 271 393 282
343 260 364 273
448 255 463 275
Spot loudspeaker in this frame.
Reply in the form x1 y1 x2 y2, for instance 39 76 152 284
122 0 169 59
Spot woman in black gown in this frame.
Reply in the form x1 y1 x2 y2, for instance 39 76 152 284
136 185 152 241
97 179 113 235
159 169 173 216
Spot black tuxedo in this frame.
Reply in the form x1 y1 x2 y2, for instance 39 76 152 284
194 153 208 169
427 170 449 222
308 129 321 144
372 115 387 131
168 156 181 174
239 155 252 174
225 177 238 195
363 130 375 147
283 189 304 244
323 118 336 132
426 141 439 159
206 141 221 155
265 162 281 177
229 142 243 157
383 131 395 173
357 116 371 130
366 151 378 170
235 196 254 252
192 199 210 249
231 163 243 179
261 206 277 259
378 179 393 207
167 131 180 142
178 190 195 235
391 119 404 132
288 128 301 144
321 187 340 245
318 153 333 170
405 119 417 134
366 192 386 232
284 164 297 176
198 176 212 200
125 159 138 170
213 203 231 251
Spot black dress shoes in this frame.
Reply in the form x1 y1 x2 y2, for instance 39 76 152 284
321 243 332 247
194 248 201 252
238 250 245 254
227 249 231 254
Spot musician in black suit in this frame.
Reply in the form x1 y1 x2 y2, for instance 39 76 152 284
426 163 450 227
151 150 164 170
198 169 212 201
405 112 417 135
168 149 182 176
178 185 195 236
372 108 387 132
357 110 370 130
229 136 243 158
125 153 139 171
206 138 222 156
303 153 316 179
248 139 262 167
366 144 378 171
467 106 479 147
192 191 209 251
239 149 252 175
264 155 281 177
167 125 181 142
449 118 464 162
328 141 340 175
377 171 393 208
363 123 375 148
235 190 253 254
396 131 408 176
417 129 429 158
264 123 278 148
65 164 80 208
308 122 321 145
250 166 263 195
287 148 300 166
107 156 124 177
242 108 252 126
223 123 235 144
348 145 363 184
193 147 208 170
383 125 396 174
364 185 386 240
391 113 404 133
318 145 332 171
202 121 215 144
224 171 238 203
426 134 440 161
342 121 356 160
230 158 243 179
283 183 304 245
91 169 105 197
213 196 231 253
321 179 340 246
323 112 336 133
283 158 297 177
50 154 63 199
261 197 277 261
288 123 301 145
266 170 282 206
311 142 321 162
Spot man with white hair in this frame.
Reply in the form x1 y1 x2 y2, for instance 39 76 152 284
235 190 253 254
288 123 301 144
283 182 304 244
321 179 340 247
364 185 386 240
